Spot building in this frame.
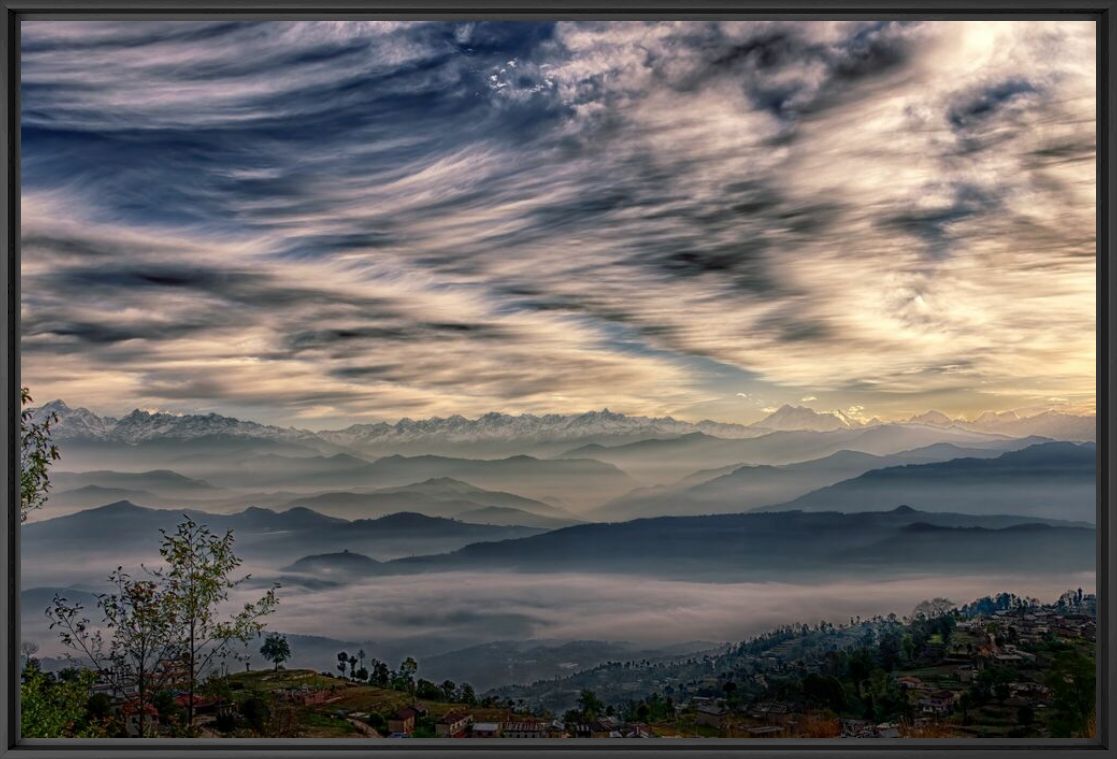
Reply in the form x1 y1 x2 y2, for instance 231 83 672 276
502 721 549 738
918 690 956 715
471 722 501 738
694 703 727 729
435 710 473 738
388 708 416 736
569 721 613 738
747 726 785 737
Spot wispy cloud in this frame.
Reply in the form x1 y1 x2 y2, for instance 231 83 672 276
19 20 1096 425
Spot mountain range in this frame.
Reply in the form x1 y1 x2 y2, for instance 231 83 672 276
295 505 1095 583
32 400 1094 456
20 501 547 586
769 441 1096 522
592 442 1040 520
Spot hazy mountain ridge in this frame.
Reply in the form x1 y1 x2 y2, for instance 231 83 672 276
769 441 1096 522
20 501 548 586
336 505 1096 582
592 442 1036 520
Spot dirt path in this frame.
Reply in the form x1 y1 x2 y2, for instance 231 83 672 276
347 718 382 738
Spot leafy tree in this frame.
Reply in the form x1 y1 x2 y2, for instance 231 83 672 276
370 659 391 687
802 673 846 712
260 633 291 671
154 517 278 729
458 683 477 705
337 651 349 677
578 689 604 721
395 656 418 694
20 665 98 738
20 388 60 522
152 689 184 730
1046 650 1095 737
47 568 180 737
416 679 442 700
240 695 271 733
440 679 457 701
348 654 358 678
912 598 954 620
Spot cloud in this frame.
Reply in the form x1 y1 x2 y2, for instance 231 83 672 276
19 20 1096 424
800 395 817 402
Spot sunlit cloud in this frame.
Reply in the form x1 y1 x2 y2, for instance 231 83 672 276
19 20 1095 426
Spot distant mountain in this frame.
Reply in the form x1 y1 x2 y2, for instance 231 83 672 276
357 478 576 519
32 400 320 445
283 549 382 578
558 425 1032 485
593 443 1017 520
317 409 758 453
51 469 219 496
34 401 759 456
453 506 582 529
907 410 954 426
21 502 548 586
958 410 1095 441
387 505 1093 581
770 442 1096 522
751 404 856 432
259 453 635 511
44 484 162 512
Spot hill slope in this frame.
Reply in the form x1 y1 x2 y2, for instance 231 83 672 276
769 442 1096 522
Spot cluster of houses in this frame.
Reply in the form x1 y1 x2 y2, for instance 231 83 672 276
671 603 1096 739
382 707 652 739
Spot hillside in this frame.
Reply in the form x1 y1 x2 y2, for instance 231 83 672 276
593 443 1022 520
381 506 1093 582
21 502 547 586
770 442 1096 522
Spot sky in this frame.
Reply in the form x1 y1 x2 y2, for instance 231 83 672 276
19 20 1097 428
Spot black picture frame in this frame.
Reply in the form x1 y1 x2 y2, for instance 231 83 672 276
1 3 1112 757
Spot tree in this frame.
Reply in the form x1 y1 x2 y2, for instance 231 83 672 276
240 696 271 733
337 652 349 677
20 665 98 738
395 656 418 694
441 679 457 701
155 517 278 730
458 683 477 705
912 598 955 620
20 388 60 522
47 569 180 737
260 633 291 671
1046 650 1095 737
348 654 358 678
20 641 40 669
370 659 390 687
416 679 442 700
578 689 604 721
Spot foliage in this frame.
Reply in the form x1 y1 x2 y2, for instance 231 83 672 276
46 568 180 737
20 665 99 738
1045 650 1095 737
20 387 60 522
260 633 291 671
240 695 271 733
155 517 279 728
